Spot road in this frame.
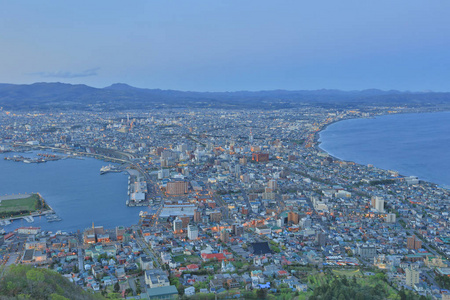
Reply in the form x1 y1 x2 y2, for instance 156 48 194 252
133 226 161 269
78 247 84 271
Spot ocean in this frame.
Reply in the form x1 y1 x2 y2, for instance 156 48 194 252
0 151 144 233
319 111 450 189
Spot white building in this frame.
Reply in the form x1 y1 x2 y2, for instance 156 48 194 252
372 196 384 212
405 265 420 287
385 213 396 223
187 225 198 240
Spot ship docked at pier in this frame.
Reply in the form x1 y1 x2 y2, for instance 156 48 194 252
100 165 122 175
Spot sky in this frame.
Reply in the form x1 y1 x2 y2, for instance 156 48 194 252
1 1 449 92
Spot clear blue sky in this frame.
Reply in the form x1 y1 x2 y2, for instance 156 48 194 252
1 1 449 91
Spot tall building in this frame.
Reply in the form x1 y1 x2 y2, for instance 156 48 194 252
166 180 188 195
405 265 420 287
209 211 222 223
288 211 299 224
233 224 244 237
385 213 396 223
316 232 327 247
180 216 190 229
371 196 384 212
187 225 198 240
235 165 241 176
173 218 183 233
407 235 422 250
194 210 201 223
116 226 125 241
268 180 277 191
220 229 230 243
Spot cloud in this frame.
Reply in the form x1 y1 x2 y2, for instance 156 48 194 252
30 67 100 78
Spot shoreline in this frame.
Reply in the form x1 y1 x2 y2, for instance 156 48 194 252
313 110 450 190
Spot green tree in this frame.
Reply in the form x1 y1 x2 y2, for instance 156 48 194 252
26 269 44 282
256 289 268 299
50 294 69 300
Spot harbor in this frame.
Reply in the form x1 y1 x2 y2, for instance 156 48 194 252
126 169 150 207
0 151 143 233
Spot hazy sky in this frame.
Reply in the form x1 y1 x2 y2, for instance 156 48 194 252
1 1 449 91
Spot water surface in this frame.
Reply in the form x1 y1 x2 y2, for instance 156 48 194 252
319 111 450 189
0 151 143 233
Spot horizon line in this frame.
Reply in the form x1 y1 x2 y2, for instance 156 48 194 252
0 81 447 94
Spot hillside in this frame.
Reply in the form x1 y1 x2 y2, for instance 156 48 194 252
0 265 104 300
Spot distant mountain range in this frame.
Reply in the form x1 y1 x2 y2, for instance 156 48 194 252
0 82 449 110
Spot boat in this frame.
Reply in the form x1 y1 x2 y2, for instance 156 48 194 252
100 165 111 174
46 214 62 222
100 165 121 174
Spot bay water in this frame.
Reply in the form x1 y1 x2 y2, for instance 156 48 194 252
0 151 143 233
319 111 450 189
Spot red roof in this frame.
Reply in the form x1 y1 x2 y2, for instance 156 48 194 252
4 232 14 240
201 253 226 261
16 226 40 230
187 264 199 270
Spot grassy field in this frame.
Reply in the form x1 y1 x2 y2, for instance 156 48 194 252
331 268 363 277
172 254 201 264
0 194 44 218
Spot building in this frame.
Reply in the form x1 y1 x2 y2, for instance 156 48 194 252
140 255 155 270
194 210 201 223
145 269 170 288
407 235 422 250
166 180 188 195
180 216 190 229
301 217 312 229
233 224 244 237
358 245 377 259
371 196 384 212
240 174 250 183
21 249 35 263
147 285 178 300
252 152 269 162
187 225 198 240
173 218 183 233
209 211 222 223
116 226 126 240
160 204 196 219
220 229 229 243
384 213 396 223
268 180 277 191
16 227 40 235
315 232 327 247
288 211 299 224
405 265 420 287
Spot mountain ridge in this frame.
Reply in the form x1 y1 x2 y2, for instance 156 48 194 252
0 82 449 110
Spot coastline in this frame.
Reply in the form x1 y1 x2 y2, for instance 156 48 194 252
314 110 450 190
